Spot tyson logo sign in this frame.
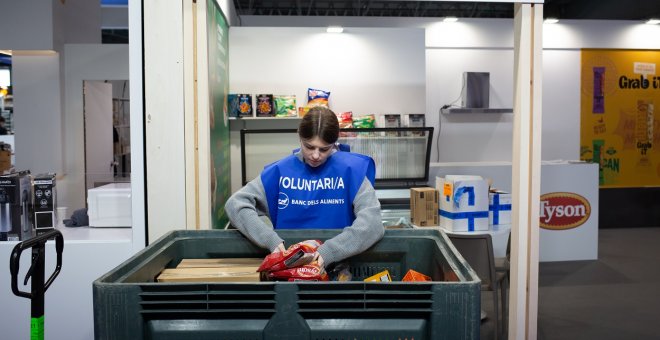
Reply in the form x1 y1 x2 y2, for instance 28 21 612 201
540 192 591 230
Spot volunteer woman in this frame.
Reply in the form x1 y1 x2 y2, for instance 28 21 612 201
225 106 384 268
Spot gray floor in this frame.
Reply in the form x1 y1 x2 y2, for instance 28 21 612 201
480 227 660 340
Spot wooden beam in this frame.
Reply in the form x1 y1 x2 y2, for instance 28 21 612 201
510 3 543 339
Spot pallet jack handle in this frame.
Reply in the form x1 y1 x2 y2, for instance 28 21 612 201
9 229 64 339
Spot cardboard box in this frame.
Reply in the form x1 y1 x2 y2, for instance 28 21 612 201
437 175 489 232
410 187 439 227
0 150 11 173
489 190 512 225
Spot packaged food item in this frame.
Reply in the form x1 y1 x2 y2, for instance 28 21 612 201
237 94 253 117
307 88 331 108
336 111 356 137
352 114 376 128
380 114 401 136
380 114 401 128
402 269 432 282
364 270 392 282
257 240 322 272
256 94 275 117
405 113 426 136
227 94 241 118
336 111 353 128
267 261 329 281
328 262 353 281
274 95 297 117
298 107 310 117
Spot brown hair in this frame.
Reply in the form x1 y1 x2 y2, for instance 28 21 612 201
298 107 339 144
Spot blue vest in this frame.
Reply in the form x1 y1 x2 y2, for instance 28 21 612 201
261 151 375 229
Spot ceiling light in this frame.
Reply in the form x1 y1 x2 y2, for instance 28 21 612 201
645 19 660 25
544 18 559 24
443 17 458 23
326 26 343 33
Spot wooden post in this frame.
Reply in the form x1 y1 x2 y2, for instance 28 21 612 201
510 3 543 339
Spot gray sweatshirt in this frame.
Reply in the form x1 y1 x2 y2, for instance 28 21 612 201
224 153 384 267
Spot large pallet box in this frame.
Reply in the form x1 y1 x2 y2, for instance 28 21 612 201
93 229 481 339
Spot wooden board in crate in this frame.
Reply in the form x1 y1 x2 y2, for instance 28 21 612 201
157 258 262 282
176 258 262 268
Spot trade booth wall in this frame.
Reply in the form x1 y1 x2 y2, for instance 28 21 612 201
1 5 659 340
230 17 660 229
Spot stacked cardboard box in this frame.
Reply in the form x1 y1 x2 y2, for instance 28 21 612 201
489 189 512 225
437 175 489 232
410 187 439 227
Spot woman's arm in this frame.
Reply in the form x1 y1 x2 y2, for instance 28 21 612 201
316 178 384 266
224 176 284 252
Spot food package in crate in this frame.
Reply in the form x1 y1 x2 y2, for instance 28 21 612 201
267 261 329 281
258 239 322 272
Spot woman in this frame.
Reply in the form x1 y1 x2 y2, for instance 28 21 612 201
225 106 384 268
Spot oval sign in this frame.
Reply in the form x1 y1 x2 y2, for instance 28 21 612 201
539 192 591 230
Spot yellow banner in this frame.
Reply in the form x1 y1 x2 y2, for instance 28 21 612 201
580 49 660 188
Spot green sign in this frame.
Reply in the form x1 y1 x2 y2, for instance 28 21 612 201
207 0 230 228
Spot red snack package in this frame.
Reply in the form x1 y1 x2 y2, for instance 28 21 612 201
402 269 432 282
257 240 322 272
268 261 329 281
336 111 356 138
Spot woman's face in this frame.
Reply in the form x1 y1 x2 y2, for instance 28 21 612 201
301 136 335 167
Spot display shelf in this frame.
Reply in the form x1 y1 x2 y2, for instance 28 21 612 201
229 116 302 131
240 127 434 186
441 107 513 114
229 116 301 120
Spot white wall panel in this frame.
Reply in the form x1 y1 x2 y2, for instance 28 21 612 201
425 19 514 48
544 20 660 50
0 1 54 50
12 53 62 175
426 48 514 162
541 50 581 160
229 27 425 115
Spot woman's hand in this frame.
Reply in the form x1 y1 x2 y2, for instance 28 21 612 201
272 243 285 253
314 252 325 268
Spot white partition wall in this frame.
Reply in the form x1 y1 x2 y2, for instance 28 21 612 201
229 27 425 115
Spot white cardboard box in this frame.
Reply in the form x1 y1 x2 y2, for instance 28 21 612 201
437 175 489 232
87 182 132 227
489 190 512 225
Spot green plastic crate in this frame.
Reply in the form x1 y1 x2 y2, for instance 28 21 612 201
93 229 480 340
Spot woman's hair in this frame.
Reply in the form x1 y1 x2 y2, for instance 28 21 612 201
298 107 339 144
